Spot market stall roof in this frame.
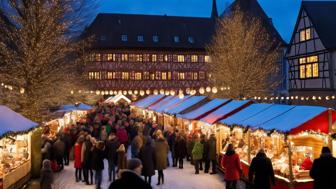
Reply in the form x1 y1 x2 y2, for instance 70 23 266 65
152 95 190 113
0 105 38 136
148 95 175 110
259 106 335 134
56 103 93 112
165 96 207 115
219 104 273 126
200 100 252 124
176 98 230 120
132 95 165 109
240 104 295 128
105 94 131 104
76 103 93 110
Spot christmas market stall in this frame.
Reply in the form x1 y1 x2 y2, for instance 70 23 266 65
131 95 165 118
147 95 190 128
0 105 39 189
164 96 208 130
147 96 176 124
198 100 252 135
104 94 131 104
218 104 336 189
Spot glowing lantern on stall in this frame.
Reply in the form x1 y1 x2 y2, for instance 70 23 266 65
140 90 145 96
146 89 151 95
206 87 211 92
199 87 205 94
212 87 218 94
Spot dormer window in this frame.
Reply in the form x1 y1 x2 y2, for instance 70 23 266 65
121 34 128 42
188 36 194 43
174 36 180 43
137 35 144 42
153 35 159 42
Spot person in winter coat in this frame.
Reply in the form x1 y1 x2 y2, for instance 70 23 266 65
117 144 127 171
154 134 169 185
40 159 53 189
187 134 195 163
131 134 143 158
221 144 242 189
106 133 120 182
52 136 65 170
200 134 208 171
92 141 105 189
61 129 72 166
82 135 94 185
139 137 156 184
74 135 84 182
206 134 217 174
41 135 52 161
300 153 313 170
310 147 336 189
109 158 152 189
100 126 108 141
248 149 275 189
166 129 177 167
192 135 204 174
116 126 129 150
174 133 187 169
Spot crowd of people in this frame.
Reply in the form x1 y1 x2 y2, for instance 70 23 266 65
39 100 336 189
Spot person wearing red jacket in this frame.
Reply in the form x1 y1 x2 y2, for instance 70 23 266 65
221 144 241 189
301 153 313 170
74 135 84 182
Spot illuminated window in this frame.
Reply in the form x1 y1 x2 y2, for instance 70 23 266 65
193 72 198 80
107 54 113 61
174 36 180 43
150 73 155 80
178 72 185 80
155 71 161 80
300 28 312 42
188 36 194 44
299 55 318 79
177 55 185 62
129 54 135 62
121 34 128 42
88 72 94 80
107 72 113 79
137 35 144 42
162 72 167 80
95 53 101 61
122 72 129 80
135 72 142 80
144 72 150 80
153 35 159 42
167 72 172 80
121 54 128 62
199 71 205 80
152 54 157 62
90 72 100 80
204 55 210 63
136 54 143 62
191 55 198 62
164 55 168 62
143 54 150 62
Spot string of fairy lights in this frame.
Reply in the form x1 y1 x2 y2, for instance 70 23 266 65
1 81 336 102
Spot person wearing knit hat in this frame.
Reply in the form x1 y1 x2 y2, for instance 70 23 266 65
109 158 152 189
310 146 336 189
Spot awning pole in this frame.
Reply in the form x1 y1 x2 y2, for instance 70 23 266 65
247 129 251 163
286 134 295 189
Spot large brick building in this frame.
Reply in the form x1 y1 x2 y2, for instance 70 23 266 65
83 0 286 95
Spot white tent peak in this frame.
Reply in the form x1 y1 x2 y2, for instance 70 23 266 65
105 94 131 104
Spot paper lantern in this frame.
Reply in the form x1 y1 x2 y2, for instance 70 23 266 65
146 89 151 95
211 87 217 94
134 90 138 95
96 90 100 95
206 87 211 92
128 90 133 95
199 87 205 94
140 90 145 96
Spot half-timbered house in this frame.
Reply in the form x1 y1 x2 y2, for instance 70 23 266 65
287 1 336 107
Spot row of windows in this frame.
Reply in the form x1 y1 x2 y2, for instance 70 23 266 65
299 28 312 42
88 71 206 81
299 55 319 79
117 34 194 44
90 53 210 63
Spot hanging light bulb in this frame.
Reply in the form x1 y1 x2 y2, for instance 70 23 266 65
146 89 151 95
318 96 322 100
286 97 289 100
70 90 73 95
118 90 122 94
281 97 284 100
206 87 211 92
170 90 175 96
153 90 158 95
105 90 109 94
101 91 105 95
332 95 335 100
179 92 184 99
199 87 205 94
134 90 138 95
140 90 145 96
185 88 191 95
312 96 316 100
113 91 118 95
96 90 100 95
212 87 218 94
227 86 231 90
295 96 299 100
123 90 127 95
275 97 279 100
301 97 305 101
326 96 330 100
128 90 133 95
165 90 170 96
190 90 196 95
160 89 165 95
109 90 113 95
0 83 3 86
220 86 224 91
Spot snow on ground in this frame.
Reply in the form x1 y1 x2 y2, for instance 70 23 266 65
52 150 245 189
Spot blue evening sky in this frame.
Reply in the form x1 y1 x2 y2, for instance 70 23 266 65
95 0 302 43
